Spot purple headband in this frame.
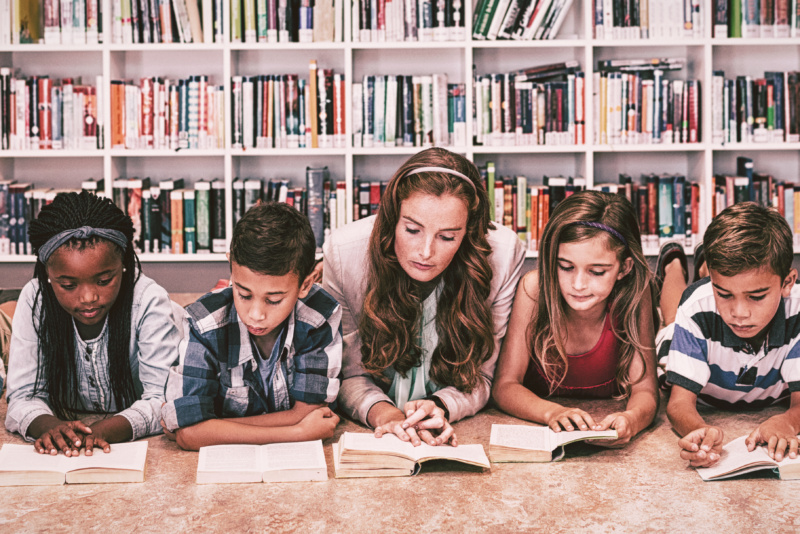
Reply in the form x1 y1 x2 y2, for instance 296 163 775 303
570 221 628 247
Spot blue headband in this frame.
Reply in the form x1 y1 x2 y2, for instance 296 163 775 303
570 221 628 247
37 226 129 263
404 166 477 191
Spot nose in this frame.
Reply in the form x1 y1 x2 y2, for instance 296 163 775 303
248 300 266 322
572 270 588 291
79 284 98 304
420 235 435 261
730 299 750 320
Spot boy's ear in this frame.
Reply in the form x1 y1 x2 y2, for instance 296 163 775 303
617 257 634 280
298 272 315 299
781 269 798 297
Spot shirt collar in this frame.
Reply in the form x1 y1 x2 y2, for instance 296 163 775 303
228 301 297 368
720 297 786 351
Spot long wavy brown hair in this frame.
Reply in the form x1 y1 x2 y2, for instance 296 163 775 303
529 191 656 399
359 148 494 392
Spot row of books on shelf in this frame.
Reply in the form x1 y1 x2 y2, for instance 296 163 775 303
230 0 341 43
472 0 575 40
232 61 343 150
352 75 467 148
473 61 585 147
111 0 219 44
713 0 800 38
111 75 225 150
2 0 101 44
0 71 103 151
594 67 701 145
593 0 703 40
352 0 465 42
710 70 800 145
0 166 342 255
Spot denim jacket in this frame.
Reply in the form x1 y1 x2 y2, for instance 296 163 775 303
5 274 181 441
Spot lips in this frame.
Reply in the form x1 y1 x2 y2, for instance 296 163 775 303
246 325 269 336
412 262 434 271
77 308 102 319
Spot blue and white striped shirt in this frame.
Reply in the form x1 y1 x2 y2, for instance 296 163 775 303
161 285 342 432
663 279 800 409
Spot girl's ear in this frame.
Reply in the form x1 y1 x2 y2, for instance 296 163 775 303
617 257 634 280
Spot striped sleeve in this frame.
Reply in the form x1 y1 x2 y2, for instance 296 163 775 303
664 304 711 394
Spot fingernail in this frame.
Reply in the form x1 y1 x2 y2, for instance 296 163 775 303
401 423 408 429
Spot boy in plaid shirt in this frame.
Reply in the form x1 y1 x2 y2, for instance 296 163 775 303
161 202 341 450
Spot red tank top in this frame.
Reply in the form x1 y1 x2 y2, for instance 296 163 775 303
523 313 620 399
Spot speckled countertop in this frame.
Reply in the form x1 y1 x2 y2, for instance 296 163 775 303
0 395 794 533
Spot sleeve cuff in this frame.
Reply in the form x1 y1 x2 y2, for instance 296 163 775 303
118 399 162 440
787 381 800 393
17 406 55 442
665 371 704 394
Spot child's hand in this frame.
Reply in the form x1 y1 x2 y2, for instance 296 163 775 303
547 406 600 433
82 423 113 456
593 412 635 448
298 407 340 441
745 414 800 462
678 426 724 467
160 419 177 441
34 421 92 457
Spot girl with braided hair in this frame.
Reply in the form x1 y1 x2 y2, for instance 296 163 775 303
5 191 180 456
492 190 659 448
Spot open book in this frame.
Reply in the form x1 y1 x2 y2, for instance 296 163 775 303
0 441 148 486
196 440 327 483
333 432 490 478
697 435 800 481
489 424 618 462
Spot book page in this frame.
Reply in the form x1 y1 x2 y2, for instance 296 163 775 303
551 429 618 448
0 441 147 473
697 435 776 480
0 444 67 474
262 440 325 472
68 442 149 472
197 445 260 473
342 432 415 460
490 424 549 451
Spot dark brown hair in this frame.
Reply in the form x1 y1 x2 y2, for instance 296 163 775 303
230 201 317 283
704 202 793 279
359 148 494 392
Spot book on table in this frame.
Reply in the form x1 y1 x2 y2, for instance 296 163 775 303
0 441 148 486
332 432 491 478
489 424 618 462
196 440 327 484
696 435 800 481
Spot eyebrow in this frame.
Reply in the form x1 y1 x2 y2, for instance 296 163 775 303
56 269 116 280
712 284 770 294
557 258 613 267
402 215 463 233
233 281 289 296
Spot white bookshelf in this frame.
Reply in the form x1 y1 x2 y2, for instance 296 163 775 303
1 0 799 265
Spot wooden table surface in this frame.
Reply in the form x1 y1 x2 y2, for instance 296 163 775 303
0 395 795 533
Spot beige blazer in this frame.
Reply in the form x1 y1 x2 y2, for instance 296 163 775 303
323 215 526 425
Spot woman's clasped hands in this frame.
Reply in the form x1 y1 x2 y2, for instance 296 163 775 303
374 399 457 447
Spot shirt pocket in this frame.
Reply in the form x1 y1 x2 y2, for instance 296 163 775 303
221 385 251 417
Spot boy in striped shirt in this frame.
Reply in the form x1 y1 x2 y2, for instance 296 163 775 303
657 202 800 468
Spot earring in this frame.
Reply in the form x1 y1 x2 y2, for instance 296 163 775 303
47 278 51 283
123 268 127 272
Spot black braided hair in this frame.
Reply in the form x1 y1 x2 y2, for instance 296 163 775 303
28 191 141 420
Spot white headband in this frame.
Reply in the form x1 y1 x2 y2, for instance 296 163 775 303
403 166 477 191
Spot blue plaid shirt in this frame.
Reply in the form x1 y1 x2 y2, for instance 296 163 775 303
161 285 342 432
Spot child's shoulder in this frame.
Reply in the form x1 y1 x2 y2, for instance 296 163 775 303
519 270 539 300
677 277 715 310
296 284 341 329
184 287 236 333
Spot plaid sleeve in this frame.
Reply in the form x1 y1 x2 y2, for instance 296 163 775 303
664 304 710 394
290 291 342 405
161 317 223 431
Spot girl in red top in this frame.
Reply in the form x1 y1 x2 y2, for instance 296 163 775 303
493 191 659 447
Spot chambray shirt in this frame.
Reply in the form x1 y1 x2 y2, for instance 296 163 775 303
5 275 181 441
160 285 342 432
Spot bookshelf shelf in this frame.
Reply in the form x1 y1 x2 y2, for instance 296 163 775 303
2 0 799 266
712 143 800 152
3 150 104 158
473 39 587 48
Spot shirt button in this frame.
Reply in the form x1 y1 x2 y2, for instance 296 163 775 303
89 377 96 386
87 346 93 354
